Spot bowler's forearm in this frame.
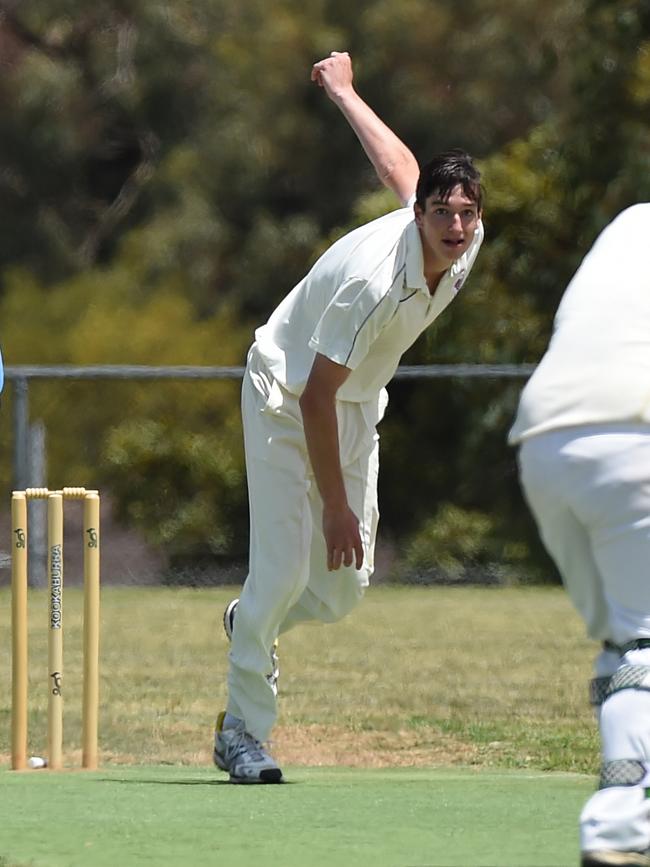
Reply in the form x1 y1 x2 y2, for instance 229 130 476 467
333 89 419 205
299 391 348 510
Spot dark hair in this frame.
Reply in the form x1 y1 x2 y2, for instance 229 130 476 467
415 149 483 211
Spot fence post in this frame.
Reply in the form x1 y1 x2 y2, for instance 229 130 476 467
12 377 29 492
27 420 48 588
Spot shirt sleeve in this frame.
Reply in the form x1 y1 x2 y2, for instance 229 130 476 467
308 276 397 370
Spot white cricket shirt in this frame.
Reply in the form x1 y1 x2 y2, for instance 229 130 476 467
254 203 484 403
509 203 650 444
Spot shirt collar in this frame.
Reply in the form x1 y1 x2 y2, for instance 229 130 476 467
404 219 480 295
404 221 429 295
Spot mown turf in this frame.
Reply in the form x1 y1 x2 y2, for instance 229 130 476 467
0 586 600 866
0 585 599 772
0 765 592 867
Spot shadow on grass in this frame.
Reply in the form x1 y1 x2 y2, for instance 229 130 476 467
98 777 297 786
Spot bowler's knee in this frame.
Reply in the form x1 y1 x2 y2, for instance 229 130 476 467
321 569 369 623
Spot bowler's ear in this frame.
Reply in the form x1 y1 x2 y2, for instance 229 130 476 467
413 201 424 227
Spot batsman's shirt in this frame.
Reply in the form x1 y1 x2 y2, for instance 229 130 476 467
509 203 650 444
254 203 484 406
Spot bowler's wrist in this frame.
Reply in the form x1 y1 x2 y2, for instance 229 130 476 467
322 494 349 513
330 86 359 109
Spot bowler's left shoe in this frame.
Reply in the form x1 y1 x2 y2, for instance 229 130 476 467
222 598 279 695
213 711 283 784
582 850 650 866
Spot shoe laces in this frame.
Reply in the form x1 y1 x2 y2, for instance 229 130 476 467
226 726 267 763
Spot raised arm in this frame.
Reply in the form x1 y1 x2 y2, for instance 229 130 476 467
312 51 419 206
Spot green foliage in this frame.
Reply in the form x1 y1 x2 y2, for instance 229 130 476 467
103 419 248 580
0 0 586 312
0 263 249 576
398 503 542 585
372 1 650 586
1 0 649 580
559 0 650 223
401 504 501 584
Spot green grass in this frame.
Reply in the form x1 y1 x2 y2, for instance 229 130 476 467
0 585 598 771
0 765 592 867
0 585 600 866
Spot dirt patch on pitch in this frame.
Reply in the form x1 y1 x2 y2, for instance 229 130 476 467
0 729 479 770
270 724 480 767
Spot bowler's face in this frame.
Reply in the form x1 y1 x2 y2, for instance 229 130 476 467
414 185 481 268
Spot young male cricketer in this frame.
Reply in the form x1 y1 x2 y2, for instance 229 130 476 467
510 204 650 867
213 51 484 783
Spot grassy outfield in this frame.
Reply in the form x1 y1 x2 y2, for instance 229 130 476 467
0 586 599 865
0 766 592 867
0 584 598 771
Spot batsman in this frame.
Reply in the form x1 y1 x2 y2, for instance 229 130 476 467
213 51 484 783
511 203 650 867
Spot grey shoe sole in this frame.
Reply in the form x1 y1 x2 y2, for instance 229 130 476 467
229 768 284 784
582 851 650 866
214 748 283 783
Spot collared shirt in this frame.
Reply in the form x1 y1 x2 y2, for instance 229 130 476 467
255 203 484 403
509 203 650 444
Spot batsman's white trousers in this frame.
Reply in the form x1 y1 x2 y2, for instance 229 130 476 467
519 423 650 854
226 344 382 741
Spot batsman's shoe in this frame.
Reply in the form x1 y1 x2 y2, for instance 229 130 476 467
581 850 650 866
213 712 283 784
223 598 280 696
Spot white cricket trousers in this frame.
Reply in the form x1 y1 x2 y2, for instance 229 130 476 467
519 423 650 855
226 344 382 742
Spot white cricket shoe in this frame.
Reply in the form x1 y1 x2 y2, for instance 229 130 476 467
223 598 279 695
582 850 650 866
213 712 283 784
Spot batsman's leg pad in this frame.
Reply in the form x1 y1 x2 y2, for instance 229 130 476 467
582 666 650 851
599 760 649 790
605 665 650 698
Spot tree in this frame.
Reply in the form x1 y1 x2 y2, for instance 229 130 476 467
6 0 649 582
